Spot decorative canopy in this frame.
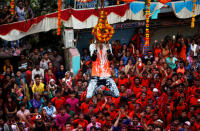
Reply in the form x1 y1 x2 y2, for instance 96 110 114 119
0 0 199 41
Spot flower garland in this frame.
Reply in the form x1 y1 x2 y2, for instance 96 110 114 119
121 0 136 2
76 0 93 2
57 0 62 35
145 0 150 46
92 10 114 42
157 0 171 4
117 0 119 5
10 0 15 15
191 0 197 28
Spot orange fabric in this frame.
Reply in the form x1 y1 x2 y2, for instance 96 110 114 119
129 76 135 88
116 78 129 88
131 85 142 95
3 64 13 72
165 111 172 125
97 119 106 125
129 111 135 119
195 122 200 131
80 91 87 102
51 97 65 113
132 34 141 49
128 102 134 112
175 103 186 117
179 45 187 61
177 67 185 74
188 96 198 107
73 119 88 128
154 48 161 57
92 49 111 77
108 110 117 120
140 77 150 87
80 102 89 115
188 86 197 96
136 98 147 109
112 97 120 108
113 44 122 57
190 123 198 131
147 89 153 99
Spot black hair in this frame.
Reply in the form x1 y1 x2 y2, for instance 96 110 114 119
34 74 40 79
90 126 96 130
132 115 139 120
120 84 126 87
66 104 71 107
154 126 163 131
77 79 83 82
56 89 61 94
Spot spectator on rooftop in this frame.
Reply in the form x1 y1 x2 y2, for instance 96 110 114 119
15 0 28 21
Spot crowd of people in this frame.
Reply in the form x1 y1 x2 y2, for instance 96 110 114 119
0 0 34 25
0 33 199 131
0 0 33 56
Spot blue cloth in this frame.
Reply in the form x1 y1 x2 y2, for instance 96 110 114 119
15 76 25 87
72 56 80 76
167 0 200 13
15 6 26 21
151 9 160 19
130 2 158 14
57 70 66 79
121 56 129 65
81 55 91 61
130 2 144 14
43 106 56 117
111 126 121 131
114 67 119 78
130 0 200 19
29 98 44 112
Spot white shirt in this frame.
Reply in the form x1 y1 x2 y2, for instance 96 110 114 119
17 109 30 120
32 68 44 80
191 44 198 56
43 106 56 117
40 59 50 70
86 122 101 131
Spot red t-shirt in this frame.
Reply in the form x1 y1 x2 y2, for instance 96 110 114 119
140 77 150 88
188 96 199 107
51 97 65 112
154 48 162 57
73 119 88 128
131 85 142 95
80 102 89 115
117 78 129 88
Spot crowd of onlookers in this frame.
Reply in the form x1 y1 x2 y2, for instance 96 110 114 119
0 0 34 25
0 0 33 57
0 33 199 131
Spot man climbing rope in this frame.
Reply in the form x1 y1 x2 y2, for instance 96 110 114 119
86 41 120 99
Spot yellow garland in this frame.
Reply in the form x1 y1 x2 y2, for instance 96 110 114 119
145 0 150 46
10 0 15 15
57 0 62 35
92 10 114 42
191 0 196 28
